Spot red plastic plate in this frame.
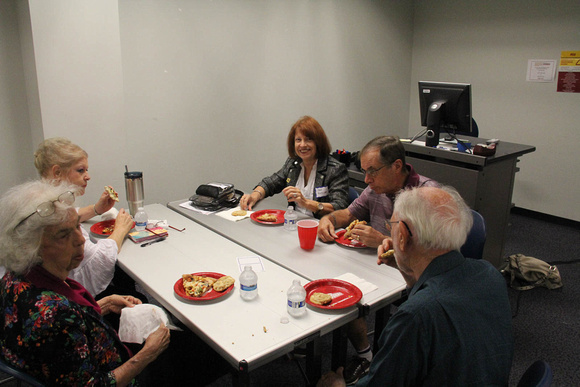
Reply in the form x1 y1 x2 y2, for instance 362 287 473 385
174 272 234 301
250 209 285 225
304 279 362 310
90 219 116 236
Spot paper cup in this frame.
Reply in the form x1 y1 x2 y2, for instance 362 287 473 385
297 219 319 250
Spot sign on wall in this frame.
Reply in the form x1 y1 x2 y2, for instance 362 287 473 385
557 51 580 93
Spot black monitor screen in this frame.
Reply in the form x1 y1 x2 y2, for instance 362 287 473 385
418 81 472 147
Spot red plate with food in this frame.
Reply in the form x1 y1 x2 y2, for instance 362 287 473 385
90 219 135 236
174 272 235 301
250 209 285 225
90 219 117 236
304 279 362 310
334 229 368 249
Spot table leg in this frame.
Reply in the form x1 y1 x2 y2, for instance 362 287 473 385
331 326 348 370
232 360 250 387
305 339 322 386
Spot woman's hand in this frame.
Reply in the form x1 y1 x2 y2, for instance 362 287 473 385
112 323 170 386
98 294 142 316
240 188 264 211
282 186 307 207
94 188 117 216
142 323 171 360
108 209 133 252
112 209 134 235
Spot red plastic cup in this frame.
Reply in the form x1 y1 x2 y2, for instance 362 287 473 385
297 219 319 250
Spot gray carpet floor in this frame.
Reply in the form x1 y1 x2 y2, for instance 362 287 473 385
2 211 578 386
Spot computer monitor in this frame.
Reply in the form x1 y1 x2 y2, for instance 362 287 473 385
418 81 472 147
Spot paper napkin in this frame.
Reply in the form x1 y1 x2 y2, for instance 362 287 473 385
335 273 378 295
215 206 253 222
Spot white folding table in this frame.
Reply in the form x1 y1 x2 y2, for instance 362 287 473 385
167 196 407 368
115 204 361 385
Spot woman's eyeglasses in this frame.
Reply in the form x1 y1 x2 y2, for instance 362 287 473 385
385 219 413 237
15 191 76 229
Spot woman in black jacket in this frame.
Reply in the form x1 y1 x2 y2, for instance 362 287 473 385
240 116 349 218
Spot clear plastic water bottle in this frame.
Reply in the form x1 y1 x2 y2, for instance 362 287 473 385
284 206 297 231
134 207 148 231
239 265 258 300
287 279 306 317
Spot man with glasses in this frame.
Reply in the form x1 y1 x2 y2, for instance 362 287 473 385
318 186 513 386
318 135 438 385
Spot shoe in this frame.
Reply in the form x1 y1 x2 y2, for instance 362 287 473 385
343 356 371 385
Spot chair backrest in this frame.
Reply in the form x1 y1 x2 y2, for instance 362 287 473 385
348 187 360 204
0 357 45 387
460 209 486 259
471 117 479 138
517 360 553 387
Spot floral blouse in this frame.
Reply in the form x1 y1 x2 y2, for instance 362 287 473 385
0 268 134 386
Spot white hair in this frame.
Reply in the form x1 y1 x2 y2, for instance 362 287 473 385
394 185 473 251
0 180 80 274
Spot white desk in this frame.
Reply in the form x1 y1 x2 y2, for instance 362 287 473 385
116 204 360 384
167 197 406 315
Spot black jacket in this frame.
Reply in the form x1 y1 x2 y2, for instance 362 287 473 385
256 156 349 217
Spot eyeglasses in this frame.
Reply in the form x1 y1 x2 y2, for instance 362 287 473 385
15 191 76 229
385 219 413 237
360 164 386 178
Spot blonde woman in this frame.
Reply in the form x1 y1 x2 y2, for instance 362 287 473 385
33 137 134 297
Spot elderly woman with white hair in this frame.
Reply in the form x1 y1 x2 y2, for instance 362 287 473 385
33 137 135 297
0 180 170 386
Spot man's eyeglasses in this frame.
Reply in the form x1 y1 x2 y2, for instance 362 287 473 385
360 164 386 178
15 191 76 229
385 219 413 237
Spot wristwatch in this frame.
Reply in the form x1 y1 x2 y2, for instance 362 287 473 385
315 202 324 214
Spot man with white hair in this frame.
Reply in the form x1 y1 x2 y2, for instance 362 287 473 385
318 185 513 386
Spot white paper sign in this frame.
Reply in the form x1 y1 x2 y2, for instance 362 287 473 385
527 59 557 82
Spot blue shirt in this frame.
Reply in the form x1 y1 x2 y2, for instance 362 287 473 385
357 251 514 386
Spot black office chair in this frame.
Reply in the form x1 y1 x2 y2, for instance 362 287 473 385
517 360 553 387
471 117 479 138
0 358 44 387
348 187 360 204
460 209 486 260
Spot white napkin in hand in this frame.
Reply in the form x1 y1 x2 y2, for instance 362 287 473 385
335 273 378 295
118 304 178 344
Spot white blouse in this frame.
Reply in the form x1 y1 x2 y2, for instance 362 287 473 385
68 226 118 296
295 160 317 216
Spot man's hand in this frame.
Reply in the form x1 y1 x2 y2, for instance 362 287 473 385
377 238 398 268
318 215 338 242
318 209 354 242
350 224 386 248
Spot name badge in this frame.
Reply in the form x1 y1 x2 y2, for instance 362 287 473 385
315 186 329 198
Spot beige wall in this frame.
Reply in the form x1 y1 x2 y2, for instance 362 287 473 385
409 0 580 221
1 0 578 221
0 0 36 187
